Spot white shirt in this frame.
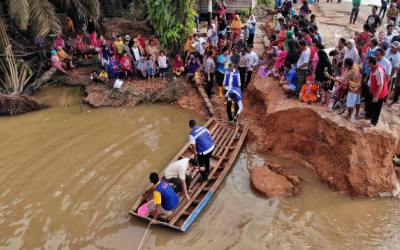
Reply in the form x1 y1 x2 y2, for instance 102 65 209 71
158 55 168 68
296 47 311 70
385 49 400 69
113 79 124 89
132 47 141 61
164 158 189 180
378 57 392 77
246 51 259 71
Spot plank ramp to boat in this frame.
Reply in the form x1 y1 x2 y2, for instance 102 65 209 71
194 83 215 117
129 118 248 232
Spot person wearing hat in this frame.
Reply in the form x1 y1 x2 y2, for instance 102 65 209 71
225 86 243 123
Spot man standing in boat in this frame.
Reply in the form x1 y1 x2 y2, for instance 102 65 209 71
226 87 243 123
189 119 215 182
165 157 198 200
149 172 179 224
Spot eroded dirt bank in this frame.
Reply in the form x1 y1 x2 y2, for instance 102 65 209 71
0 93 45 116
245 74 400 197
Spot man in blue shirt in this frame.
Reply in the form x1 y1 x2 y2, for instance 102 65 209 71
281 63 298 97
189 119 215 181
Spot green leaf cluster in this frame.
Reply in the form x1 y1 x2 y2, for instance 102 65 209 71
147 0 196 53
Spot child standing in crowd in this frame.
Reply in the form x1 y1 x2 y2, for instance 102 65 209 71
147 55 157 80
158 51 168 80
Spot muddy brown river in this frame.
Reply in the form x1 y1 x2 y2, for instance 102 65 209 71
1 86 399 249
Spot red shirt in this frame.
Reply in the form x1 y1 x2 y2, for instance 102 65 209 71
120 55 132 70
370 65 388 99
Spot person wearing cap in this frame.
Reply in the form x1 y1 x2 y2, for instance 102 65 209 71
299 75 319 103
386 41 400 104
164 157 198 200
225 87 243 123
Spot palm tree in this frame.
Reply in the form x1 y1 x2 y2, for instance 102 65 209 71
0 18 33 95
7 0 101 37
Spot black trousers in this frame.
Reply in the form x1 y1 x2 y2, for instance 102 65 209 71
166 175 192 193
350 7 359 24
364 88 373 119
227 100 239 122
216 71 224 87
239 67 246 91
245 70 253 89
370 98 385 125
198 151 213 179
379 6 387 19
205 73 215 96
247 33 255 46
393 85 400 103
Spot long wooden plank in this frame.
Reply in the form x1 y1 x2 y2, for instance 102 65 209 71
169 125 240 225
215 128 236 156
210 126 249 191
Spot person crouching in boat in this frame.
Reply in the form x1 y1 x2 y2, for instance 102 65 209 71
165 157 198 201
226 87 244 123
189 120 215 182
148 172 179 224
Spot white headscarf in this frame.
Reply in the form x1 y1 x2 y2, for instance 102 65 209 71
344 39 360 65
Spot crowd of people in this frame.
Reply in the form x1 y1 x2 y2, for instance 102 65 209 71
258 0 400 126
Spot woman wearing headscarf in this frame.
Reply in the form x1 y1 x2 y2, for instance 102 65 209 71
315 43 333 103
343 39 360 67
231 15 242 44
246 15 257 46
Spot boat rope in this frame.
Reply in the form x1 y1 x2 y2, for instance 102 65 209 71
137 222 151 250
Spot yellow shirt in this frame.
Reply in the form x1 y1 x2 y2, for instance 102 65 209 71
114 40 124 54
99 71 108 79
153 181 162 205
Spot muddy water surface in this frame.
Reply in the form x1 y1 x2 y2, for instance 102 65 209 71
1 86 400 249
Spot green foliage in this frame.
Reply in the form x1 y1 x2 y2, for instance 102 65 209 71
147 0 196 54
239 8 251 19
257 0 272 6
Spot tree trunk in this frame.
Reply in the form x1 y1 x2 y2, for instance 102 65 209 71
0 93 46 116
24 67 58 95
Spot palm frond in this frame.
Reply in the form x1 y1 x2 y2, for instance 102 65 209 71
0 18 33 95
7 0 30 31
29 0 62 37
84 0 101 21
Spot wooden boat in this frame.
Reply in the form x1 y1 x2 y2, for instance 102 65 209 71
129 118 248 232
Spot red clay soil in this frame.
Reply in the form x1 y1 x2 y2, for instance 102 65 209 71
245 74 400 198
252 163 300 198
0 93 45 116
